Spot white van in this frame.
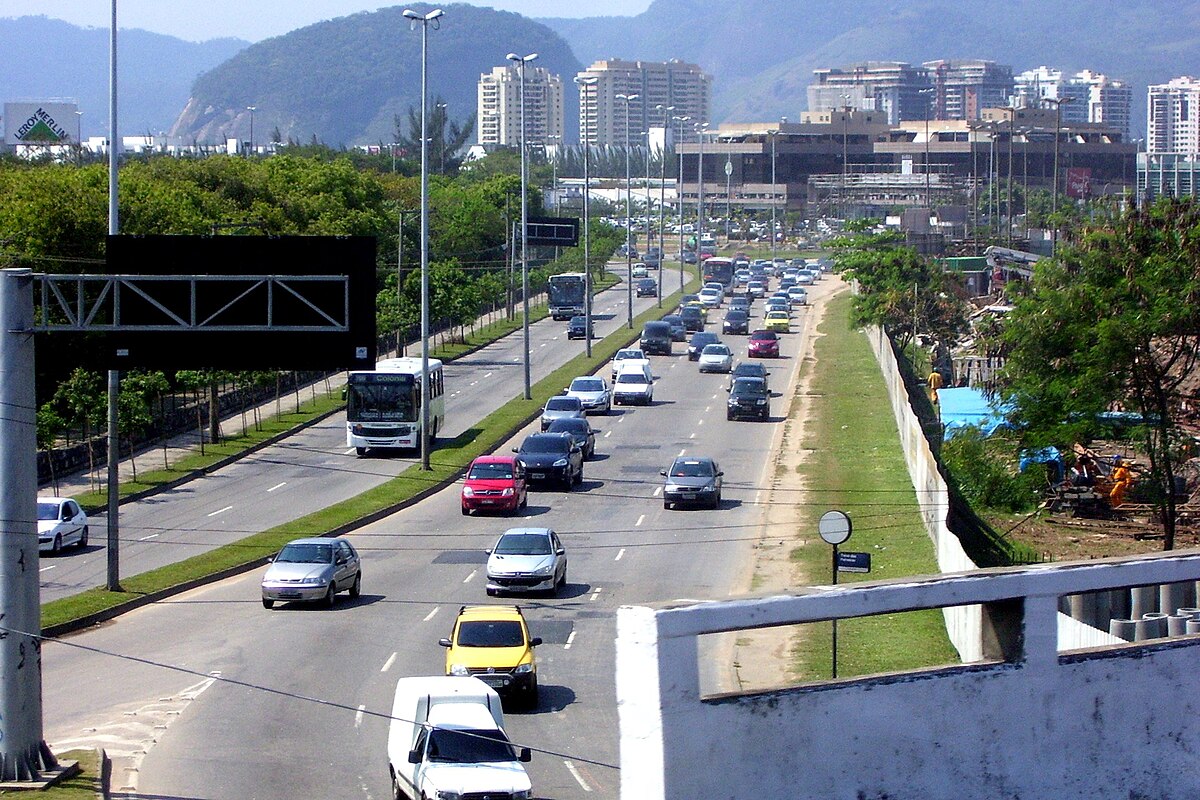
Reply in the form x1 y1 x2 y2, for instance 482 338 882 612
387 676 532 800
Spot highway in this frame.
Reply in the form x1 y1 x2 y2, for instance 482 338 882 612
39 265 685 604
43 274 836 799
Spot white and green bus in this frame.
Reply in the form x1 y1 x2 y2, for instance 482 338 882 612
345 357 444 455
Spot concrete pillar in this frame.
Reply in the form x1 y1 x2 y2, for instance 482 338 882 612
1109 618 1136 641
1131 585 1157 620
1168 614 1190 637
1176 607 1200 620
1160 582 1188 617
1095 590 1114 632
0 268 52 779
1136 612 1168 641
1187 618 1200 635
1109 588 1130 620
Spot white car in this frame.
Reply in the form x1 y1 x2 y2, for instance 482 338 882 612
703 282 727 300
788 286 809 305
631 264 649 278
486 527 568 596
747 281 766 299
37 496 88 553
611 347 650 380
613 364 654 405
697 343 734 374
698 288 722 308
565 375 611 414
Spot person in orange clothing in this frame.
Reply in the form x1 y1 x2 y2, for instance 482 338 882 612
927 370 944 405
1109 460 1134 507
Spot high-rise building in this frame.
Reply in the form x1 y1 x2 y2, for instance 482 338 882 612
1147 77 1200 153
808 62 931 124
924 59 1013 121
1013 67 1131 136
575 59 711 147
476 64 564 147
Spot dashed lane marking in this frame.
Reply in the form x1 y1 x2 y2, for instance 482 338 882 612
267 482 287 493
463 569 477 584
381 652 398 672
635 514 645 527
138 534 160 541
422 607 440 623
206 506 233 517
615 548 626 561
564 631 577 651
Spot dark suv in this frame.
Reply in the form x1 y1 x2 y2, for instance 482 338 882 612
679 305 705 332
567 315 592 339
727 376 770 420
513 433 584 490
640 321 673 355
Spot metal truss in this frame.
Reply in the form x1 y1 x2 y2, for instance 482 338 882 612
33 274 351 333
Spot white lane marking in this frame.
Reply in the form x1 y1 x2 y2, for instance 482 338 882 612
381 652 398 672
635 514 645 527
704 406 711 413
564 631 577 651
422 607 440 623
618 415 625 423
697 419 704 426
463 569 477 584
207 505 233 517
615 548 626 561
653 487 662 497
677 448 687 457
484 372 493 378
604 430 612 438
39 565 55 573
541 342 549 347
689 433 696 439
267 482 287 493
589 587 602 602
470 381 478 386
138 533 160 541
344 448 357 456
712 393 720 399
355 705 366 729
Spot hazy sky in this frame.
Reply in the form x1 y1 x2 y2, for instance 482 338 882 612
2 1 652 43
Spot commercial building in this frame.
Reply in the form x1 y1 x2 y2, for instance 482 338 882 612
808 62 931 125
476 64 565 147
1147 76 1200 154
1014 67 1133 137
924 60 1013 121
575 59 710 147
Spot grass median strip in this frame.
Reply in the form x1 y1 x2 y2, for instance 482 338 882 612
789 292 957 680
42 269 699 632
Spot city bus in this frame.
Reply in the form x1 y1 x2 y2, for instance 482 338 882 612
702 257 735 289
345 357 444 456
548 272 588 320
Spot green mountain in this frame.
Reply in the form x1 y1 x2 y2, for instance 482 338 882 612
170 3 582 147
543 0 1200 135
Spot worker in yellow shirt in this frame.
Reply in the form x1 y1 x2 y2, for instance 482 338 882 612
927 371 944 405
1109 460 1133 507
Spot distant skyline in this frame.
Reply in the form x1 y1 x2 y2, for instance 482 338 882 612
0 1 653 43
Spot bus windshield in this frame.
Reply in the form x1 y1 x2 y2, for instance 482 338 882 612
347 377 417 422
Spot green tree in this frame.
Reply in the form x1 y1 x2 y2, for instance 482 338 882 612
51 368 105 489
997 198 1200 549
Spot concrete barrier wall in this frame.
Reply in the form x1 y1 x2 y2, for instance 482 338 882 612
617 553 1200 800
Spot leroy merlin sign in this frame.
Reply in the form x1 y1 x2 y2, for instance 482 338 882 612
4 102 79 146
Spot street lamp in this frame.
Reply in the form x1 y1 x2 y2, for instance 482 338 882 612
919 87 934 211
246 105 256 156
841 94 851 217
508 51 538 397
616 92 639 328
655 104 674 308
1044 96 1073 254
768 127 778 264
575 76 598 357
404 6 443 470
546 134 561 214
696 121 709 268
1003 107 1016 246
435 102 448 174
673 114 690 293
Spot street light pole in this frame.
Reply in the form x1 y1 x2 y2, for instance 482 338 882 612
617 92 639 328
841 95 850 218
436 102 448 175
1005 107 1015 246
920 87 934 211
696 121 709 269
655 104 673 308
246 105 256 156
769 128 778 264
1045 96 1072 254
508 51 538 396
575 76 598 358
405 6 443 470
674 115 690 293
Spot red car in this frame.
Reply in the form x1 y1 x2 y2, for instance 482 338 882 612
461 455 527 515
748 329 780 358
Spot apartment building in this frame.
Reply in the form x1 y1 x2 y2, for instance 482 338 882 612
1147 76 1200 153
575 59 711 147
1013 67 1132 137
924 59 1013 121
477 64 565 147
808 61 931 124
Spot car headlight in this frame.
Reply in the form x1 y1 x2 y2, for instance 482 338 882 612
533 564 554 576
449 664 470 676
462 486 475 497
501 487 514 497
756 399 767 405
553 458 569 467
514 663 534 674
300 576 326 585
436 791 462 800
702 482 716 492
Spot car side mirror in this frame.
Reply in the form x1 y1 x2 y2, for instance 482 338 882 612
725 387 731 392
659 469 667 476
485 549 493 556
408 749 423 764
336 555 347 565
438 638 452 648
556 548 565 555
530 637 543 647
717 471 725 477
512 447 519 453
519 747 532 763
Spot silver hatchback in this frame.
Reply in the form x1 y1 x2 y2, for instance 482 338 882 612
261 537 362 609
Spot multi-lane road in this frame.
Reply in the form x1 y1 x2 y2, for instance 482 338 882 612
43 270 836 799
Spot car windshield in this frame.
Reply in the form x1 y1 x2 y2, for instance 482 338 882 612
616 349 643 360
670 460 714 477
521 436 569 454
752 331 778 341
495 532 553 555
426 728 518 764
545 397 580 412
703 344 731 356
37 502 62 521
726 311 747 319
732 378 768 395
468 462 513 480
277 543 333 564
616 373 646 385
548 419 588 434
570 378 604 392
456 620 526 647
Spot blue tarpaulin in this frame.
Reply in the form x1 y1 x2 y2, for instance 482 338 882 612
939 387 1011 439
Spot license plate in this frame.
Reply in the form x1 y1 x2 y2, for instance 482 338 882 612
279 591 301 599
682 493 696 500
481 500 495 505
531 473 545 480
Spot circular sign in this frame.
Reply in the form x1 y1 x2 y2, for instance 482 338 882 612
818 510 852 545
724 159 733 176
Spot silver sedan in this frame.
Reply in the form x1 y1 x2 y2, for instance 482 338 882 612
261 537 362 609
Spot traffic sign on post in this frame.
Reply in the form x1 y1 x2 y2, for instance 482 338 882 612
526 216 579 247
836 551 871 573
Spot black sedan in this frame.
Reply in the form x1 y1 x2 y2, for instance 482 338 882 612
680 306 705 332
636 278 658 297
687 331 721 361
722 309 750 335
567 315 592 339
513 433 584 490
547 417 597 459
726 376 770 420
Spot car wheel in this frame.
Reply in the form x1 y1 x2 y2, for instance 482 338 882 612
78 525 89 547
461 506 470 516
526 677 540 710
52 533 62 555
486 587 497 597
349 572 362 599
262 598 274 609
391 771 403 800
664 501 672 510
355 446 366 456
712 492 721 510
519 492 528 510
726 412 733 421
574 467 583 486
557 569 567 592
323 585 336 609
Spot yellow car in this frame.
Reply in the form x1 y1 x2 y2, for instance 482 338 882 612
764 310 790 333
439 605 542 707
